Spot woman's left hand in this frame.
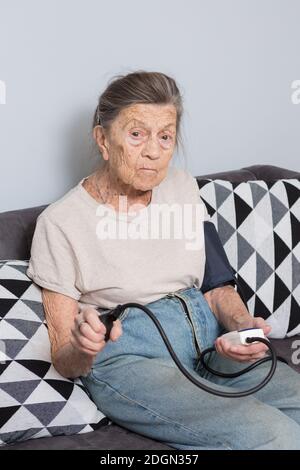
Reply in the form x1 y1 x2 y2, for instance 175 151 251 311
215 317 272 363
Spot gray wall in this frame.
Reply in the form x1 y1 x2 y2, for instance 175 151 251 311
0 0 299 212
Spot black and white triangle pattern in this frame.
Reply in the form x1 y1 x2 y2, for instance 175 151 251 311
198 179 300 339
0 260 108 446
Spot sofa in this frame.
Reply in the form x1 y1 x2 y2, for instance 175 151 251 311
0 164 299 450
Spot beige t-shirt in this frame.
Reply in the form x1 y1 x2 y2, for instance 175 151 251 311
26 166 208 309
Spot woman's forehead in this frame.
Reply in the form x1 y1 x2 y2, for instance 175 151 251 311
117 103 177 128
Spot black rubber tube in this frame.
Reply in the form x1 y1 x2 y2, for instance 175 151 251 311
111 303 281 398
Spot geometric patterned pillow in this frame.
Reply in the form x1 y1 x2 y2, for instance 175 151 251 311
198 179 300 339
0 260 108 447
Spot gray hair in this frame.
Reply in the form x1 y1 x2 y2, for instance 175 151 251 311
92 70 183 150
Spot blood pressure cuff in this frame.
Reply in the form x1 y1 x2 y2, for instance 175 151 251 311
201 221 237 294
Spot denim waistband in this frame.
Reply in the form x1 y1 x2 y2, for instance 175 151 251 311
93 286 223 372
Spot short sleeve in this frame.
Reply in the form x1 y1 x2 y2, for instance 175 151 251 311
26 214 82 300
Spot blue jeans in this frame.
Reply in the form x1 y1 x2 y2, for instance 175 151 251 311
81 286 300 450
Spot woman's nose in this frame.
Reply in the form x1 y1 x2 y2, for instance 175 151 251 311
142 136 160 159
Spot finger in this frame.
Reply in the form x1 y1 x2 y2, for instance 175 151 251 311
72 325 103 344
71 328 105 352
229 350 268 362
77 335 105 353
216 338 263 362
220 337 269 355
70 340 95 357
230 343 268 356
241 354 269 364
250 353 268 360
70 336 103 356
215 337 224 354
263 325 272 335
74 322 105 343
254 317 272 335
215 338 236 360
214 338 223 355
218 338 252 356
254 317 265 327
243 350 269 360
109 320 123 342
81 308 106 334
75 312 103 334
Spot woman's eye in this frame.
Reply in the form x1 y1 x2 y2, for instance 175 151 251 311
127 130 146 145
129 130 145 141
161 134 173 143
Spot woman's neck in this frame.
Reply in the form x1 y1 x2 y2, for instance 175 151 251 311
83 165 153 212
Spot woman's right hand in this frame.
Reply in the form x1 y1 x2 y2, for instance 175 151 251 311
70 307 123 357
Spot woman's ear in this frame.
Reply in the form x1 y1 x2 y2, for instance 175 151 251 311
93 125 110 161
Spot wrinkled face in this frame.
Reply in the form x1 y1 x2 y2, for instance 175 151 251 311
97 103 177 191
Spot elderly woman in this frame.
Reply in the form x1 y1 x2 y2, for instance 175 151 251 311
27 71 300 450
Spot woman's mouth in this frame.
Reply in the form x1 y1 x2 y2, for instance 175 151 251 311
138 168 157 173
